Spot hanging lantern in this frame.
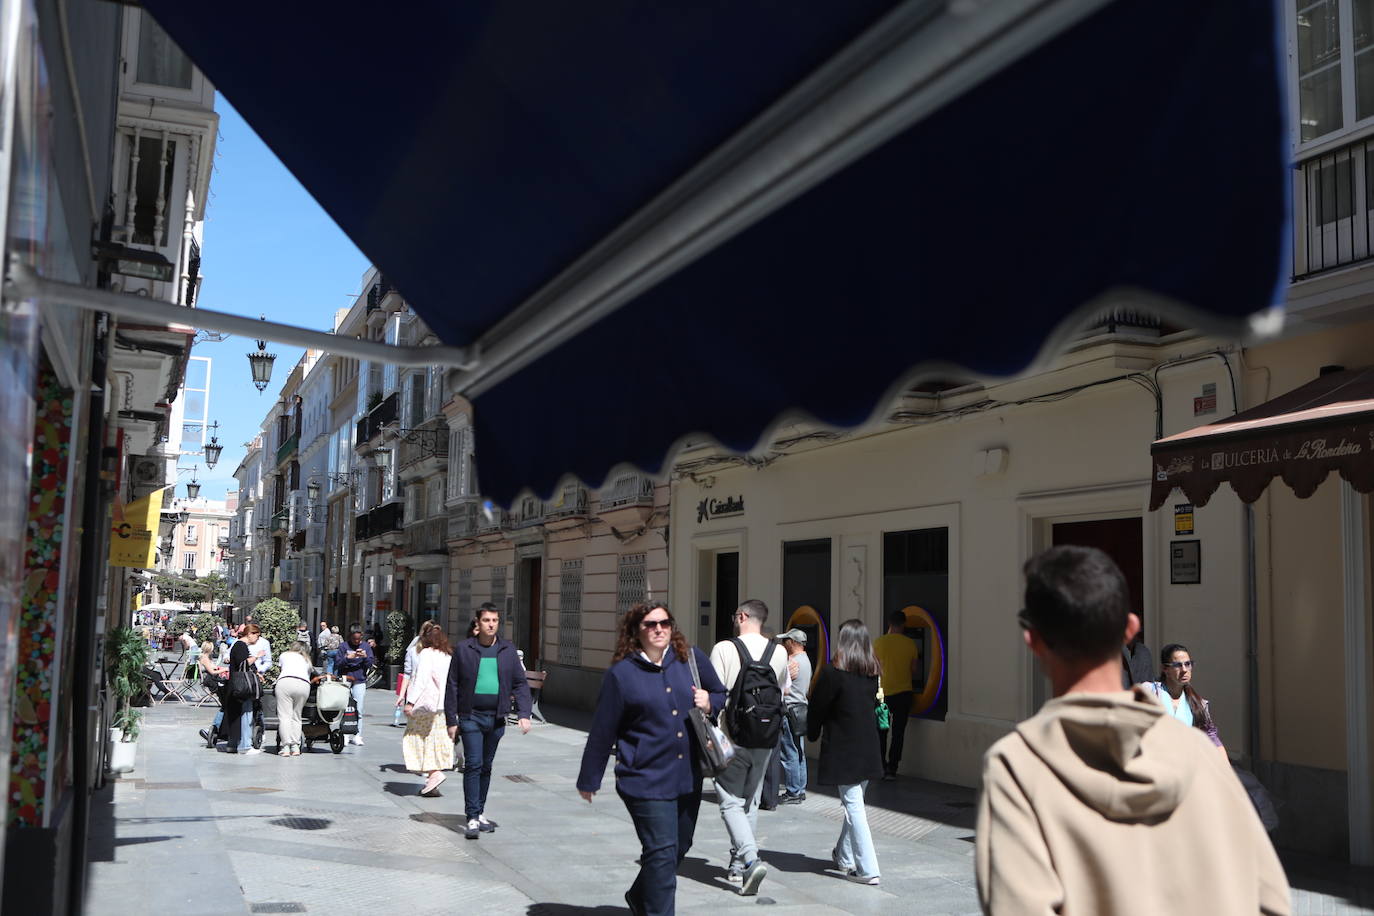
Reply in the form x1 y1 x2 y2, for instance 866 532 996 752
203 420 223 469
247 314 276 393
186 465 201 500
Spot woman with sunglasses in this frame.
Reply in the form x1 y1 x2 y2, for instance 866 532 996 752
1141 643 1225 759
577 602 727 916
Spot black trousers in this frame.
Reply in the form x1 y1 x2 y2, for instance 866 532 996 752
879 690 915 774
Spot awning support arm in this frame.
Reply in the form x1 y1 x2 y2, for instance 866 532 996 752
4 259 479 369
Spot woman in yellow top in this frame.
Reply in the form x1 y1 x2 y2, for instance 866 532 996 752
872 610 919 780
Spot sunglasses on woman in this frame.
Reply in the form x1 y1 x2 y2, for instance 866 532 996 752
640 617 674 631
1163 660 1194 670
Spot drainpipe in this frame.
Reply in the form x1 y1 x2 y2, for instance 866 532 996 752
67 312 111 916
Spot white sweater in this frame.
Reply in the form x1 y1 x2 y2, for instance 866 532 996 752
278 650 313 682
404 647 452 713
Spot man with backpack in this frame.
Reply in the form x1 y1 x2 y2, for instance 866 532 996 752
709 599 789 896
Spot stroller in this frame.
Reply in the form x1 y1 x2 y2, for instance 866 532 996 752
258 676 359 753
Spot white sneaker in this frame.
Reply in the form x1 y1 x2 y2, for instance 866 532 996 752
242 748 263 756
353 735 365 746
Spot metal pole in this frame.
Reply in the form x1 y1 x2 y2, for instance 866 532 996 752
5 262 477 369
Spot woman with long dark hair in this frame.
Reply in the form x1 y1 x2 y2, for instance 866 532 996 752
224 624 263 756
1141 643 1225 759
807 618 885 886
577 603 727 916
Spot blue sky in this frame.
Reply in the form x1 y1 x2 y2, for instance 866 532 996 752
182 96 369 501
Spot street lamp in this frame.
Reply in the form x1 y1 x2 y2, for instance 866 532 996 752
186 465 201 500
203 421 223 469
247 314 276 393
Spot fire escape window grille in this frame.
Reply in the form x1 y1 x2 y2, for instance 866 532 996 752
559 559 583 666
616 553 647 618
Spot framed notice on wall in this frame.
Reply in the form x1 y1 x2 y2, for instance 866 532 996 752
1170 540 1201 585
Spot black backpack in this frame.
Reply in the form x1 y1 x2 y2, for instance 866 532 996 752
726 638 783 748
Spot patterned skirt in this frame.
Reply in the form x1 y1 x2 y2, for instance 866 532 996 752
402 709 453 773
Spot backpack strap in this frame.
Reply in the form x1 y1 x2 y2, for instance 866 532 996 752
730 636 754 667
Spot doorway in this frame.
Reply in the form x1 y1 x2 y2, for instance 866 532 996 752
515 557 542 666
714 552 740 644
783 539 832 675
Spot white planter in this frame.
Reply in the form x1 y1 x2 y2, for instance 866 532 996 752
108 731 137 774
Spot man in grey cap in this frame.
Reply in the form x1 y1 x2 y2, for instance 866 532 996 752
777 628 812 803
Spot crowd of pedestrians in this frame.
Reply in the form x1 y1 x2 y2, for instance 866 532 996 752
171 546 1292 916
574 546 1290 915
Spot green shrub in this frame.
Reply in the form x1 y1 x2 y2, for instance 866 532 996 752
250 597 300 686
385 610 411 663
105 626 149 741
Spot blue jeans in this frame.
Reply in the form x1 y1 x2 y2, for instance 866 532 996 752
835 781 879 878
459 710 505 818
236 703 255 751
324 656 335 676
620 788 701 916
779 716 807 796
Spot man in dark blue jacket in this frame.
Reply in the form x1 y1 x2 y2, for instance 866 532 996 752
335 628 374 746
445 602 531 840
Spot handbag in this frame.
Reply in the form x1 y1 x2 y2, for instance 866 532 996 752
785 702 807 737
686 648 735 774
229 658 262 702
875 685 891 731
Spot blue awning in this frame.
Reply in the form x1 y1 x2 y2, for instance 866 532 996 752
141 0 1288 505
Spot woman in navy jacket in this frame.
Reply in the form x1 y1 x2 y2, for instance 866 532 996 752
578 602 726 916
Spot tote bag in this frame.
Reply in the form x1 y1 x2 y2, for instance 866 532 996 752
686 648 735 775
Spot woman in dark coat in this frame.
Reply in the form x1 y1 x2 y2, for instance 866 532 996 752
223 624 263 755
577 603 727 916
807 618 884 885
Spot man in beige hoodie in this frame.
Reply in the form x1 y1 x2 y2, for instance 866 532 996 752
976 545 1290 915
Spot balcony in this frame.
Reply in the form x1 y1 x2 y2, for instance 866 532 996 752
399 517 448 570
1293 134 1374 281
597 474 656 527
543 484 589 530
396 416 449 476
355 392 399 447
448 501 479 541
356 500 404 546
275 430 299 467
509 494 545 530
475 505 510 540
218 535 230 549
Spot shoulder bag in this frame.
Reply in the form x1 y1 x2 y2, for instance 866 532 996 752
229 657 262 702
686 648 735 775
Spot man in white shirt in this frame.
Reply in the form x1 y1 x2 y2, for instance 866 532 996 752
709 599 789 896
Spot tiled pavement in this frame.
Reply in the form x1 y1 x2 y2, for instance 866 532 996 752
85 698 1373 915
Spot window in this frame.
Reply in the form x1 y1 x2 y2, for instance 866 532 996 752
183 553 196 571
1295 0 1374 143
406 482 423 523
616 553 647 617
184 525 198 545
447 420 475 501
407 372 426 426
559 560 583 666
136 14 193 89
882 527 950 721
426 478 445 517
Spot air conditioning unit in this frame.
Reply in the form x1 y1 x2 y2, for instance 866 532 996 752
128 456 164 489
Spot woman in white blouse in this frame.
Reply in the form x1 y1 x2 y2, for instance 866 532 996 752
403 626 454 796
276 641 318 757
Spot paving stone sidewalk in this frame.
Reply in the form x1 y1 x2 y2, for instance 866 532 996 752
85 698 1373 915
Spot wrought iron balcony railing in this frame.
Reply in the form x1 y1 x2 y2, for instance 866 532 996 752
1294 133 1374 280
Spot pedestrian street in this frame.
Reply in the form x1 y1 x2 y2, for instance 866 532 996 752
87 700 986 915
86 699 1374 916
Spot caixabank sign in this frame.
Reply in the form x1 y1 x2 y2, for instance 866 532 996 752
696 495 744 524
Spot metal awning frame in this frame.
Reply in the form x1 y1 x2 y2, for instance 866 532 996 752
5 260 477 368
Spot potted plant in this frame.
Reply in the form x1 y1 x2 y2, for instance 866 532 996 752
106 626 149 774
385 610 411 690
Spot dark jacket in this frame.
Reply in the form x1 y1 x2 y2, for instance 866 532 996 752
444 636 531 726
807 665 884 786
577 648 727 800
334 641 374 683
